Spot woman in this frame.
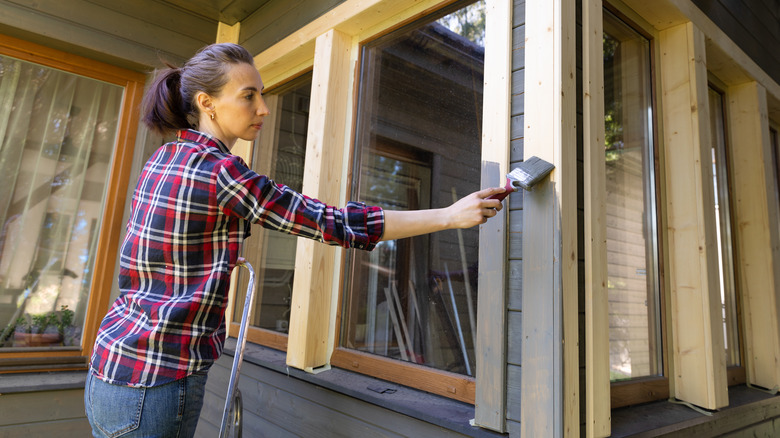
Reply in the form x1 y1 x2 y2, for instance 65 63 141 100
85 43 505 437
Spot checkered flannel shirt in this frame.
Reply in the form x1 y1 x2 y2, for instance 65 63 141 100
90 129 384 387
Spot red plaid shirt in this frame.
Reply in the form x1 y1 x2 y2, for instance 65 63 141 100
90 129 383 387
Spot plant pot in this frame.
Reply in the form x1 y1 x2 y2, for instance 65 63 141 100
13 332 63 347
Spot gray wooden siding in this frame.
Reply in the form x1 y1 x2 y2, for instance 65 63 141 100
196 349 487 438
0 388 91 437
506 0 525 435
0 0 347 72
0 0 216 70
690 0 780 85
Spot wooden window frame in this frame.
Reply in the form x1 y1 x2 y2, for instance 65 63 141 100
244 0 512 432
0 34 145 372
707 78 747 386
587 0 780 429
598 1 672 411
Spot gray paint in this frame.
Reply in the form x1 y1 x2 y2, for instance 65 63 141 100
506 0 525 435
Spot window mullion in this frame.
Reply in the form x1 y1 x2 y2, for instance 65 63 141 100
658 21 728 410
474 0 512 432
286 29 354 372
726 81 780 392
583 0 610 435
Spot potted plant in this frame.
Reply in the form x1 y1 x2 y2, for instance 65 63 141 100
10 305 76 347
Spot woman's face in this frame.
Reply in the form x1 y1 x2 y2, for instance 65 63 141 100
200 62 269 148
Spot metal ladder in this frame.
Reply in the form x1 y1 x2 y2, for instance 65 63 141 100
219 260 258 438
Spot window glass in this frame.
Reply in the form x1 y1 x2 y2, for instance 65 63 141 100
707 86 740 367
341 0 486 376
236 72 312 334
0 56 122 349
603 11 662 381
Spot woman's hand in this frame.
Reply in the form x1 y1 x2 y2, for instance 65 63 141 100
380 186 507 241
441 186 505 229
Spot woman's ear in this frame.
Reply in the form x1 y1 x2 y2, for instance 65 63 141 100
195 91 214 114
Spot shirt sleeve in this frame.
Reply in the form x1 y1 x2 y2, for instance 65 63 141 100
214 155 384 251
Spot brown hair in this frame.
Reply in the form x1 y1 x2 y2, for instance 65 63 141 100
141 43 255 135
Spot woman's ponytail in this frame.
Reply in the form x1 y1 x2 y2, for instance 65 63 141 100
141 66 191 135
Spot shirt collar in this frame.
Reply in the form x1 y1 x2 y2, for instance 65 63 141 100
177 129 231 155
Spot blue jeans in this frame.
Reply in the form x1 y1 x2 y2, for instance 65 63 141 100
84 370 208 438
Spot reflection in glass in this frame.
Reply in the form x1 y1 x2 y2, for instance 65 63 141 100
0 56 122 349
342 0 486 376
708 86 740 367
235 73 312 334
603 11 662 381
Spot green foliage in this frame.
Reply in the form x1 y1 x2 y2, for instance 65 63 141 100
13 305 75 335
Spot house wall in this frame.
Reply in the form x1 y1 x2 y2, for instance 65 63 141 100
196 343 496 438
690 0 780 85
505 0 525 434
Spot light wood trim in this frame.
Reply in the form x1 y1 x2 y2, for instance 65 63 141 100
583 0 610 435
235 323 289 352
253 0 456 88
658 21 728 410
0 36 144 365
473 0 512 431
217 21 240 45
331 348 475 403
611 376 670 408
726 81 780 392
521 0 578 436
286 29 353 372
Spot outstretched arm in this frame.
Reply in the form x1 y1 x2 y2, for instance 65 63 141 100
380 186 506 241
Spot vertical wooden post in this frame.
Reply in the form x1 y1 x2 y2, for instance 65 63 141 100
659 21 728 410
582 0 610 436
521 0 578 436
474 0 512 432
286 29 352 372
726 81 780 392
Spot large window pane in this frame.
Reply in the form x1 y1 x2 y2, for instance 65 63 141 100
236 73 312 334
0 56 122 349
342 0 485 376
603 11 662 381
707 86 740 367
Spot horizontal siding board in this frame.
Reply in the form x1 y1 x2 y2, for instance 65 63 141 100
7 0 210 56
507 260 522 310
505 364 521 422
0 389 86 426
511 24 524 71
0 2 188 68
87 0 216 42
0 417 92 437
507 310 522 365
198 350 490 438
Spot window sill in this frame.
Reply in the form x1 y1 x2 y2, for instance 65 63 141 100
0 370 87 394
611 385 780 437
222 339 505 438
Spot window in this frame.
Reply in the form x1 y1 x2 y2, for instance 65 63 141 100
0 36 143 369
603 9 662 384
234 72 312 351
335 0 486 392
707 85 743 374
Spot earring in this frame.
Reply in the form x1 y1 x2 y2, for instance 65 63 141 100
210 113 215 120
